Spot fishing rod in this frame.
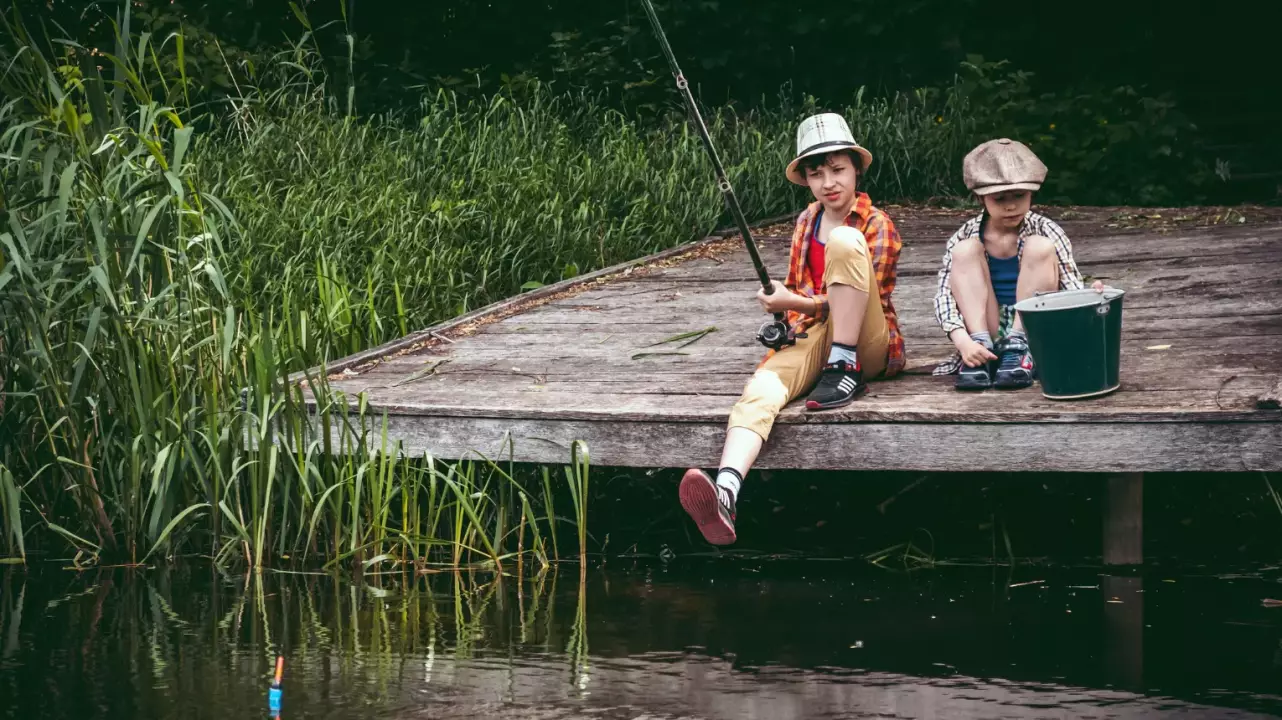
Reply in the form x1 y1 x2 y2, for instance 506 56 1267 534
638 0 801 351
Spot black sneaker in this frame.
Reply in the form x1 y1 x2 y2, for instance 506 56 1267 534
679 469 736 545
804 360 866 411
955 356 994 390
993 334 1035 389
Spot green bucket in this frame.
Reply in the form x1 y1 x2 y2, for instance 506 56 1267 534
1013 287 1125 400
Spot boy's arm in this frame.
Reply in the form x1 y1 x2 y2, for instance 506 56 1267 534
933 226 968 337
1040 217 1085 290
781 206 825 318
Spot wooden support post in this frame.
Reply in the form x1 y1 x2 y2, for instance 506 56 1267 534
1103 575 1145 689
1104 473 1144 566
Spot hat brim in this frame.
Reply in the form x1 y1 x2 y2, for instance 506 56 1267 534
786 143 873 186
971 182 1042 196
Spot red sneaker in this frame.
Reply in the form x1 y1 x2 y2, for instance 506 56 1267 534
679 469 737 545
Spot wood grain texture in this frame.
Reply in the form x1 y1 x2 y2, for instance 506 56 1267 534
312 214 1282 471
318 414 1282 472
1260 376 1282 410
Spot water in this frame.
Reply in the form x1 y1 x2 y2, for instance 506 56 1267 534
4 562 1282 719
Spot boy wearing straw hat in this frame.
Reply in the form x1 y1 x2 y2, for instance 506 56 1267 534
678 112 905 546
933 138 1103 389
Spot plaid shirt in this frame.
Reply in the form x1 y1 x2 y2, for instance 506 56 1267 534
768 192 905 377
932 210 1084 375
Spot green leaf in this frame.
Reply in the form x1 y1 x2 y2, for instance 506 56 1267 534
173 126 193 169
643 326 717 348
141 503 210 563
127 195 171 275
362 553 394 568
630 351 690 360
0 466 25 561
288 2 312 30
520 281 545 291
46 522 100 553
55 161 79 231
163 170 184 202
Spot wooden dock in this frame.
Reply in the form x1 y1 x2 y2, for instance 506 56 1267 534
316 205 1282 478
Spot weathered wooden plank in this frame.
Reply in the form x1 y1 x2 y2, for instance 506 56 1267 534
356 327 1282 358
319 414 1282 471
334 371 1279 409
518 266 1282 326
319 380 1280 423
634 225 1282 282
359 320 1282 357
569 257 1282 302
296 232 749 379
1104 473 1144 566
343 358 1281 410
477 312 1282 340
640 246 1282 285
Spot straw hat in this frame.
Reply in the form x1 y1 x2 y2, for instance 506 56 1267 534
963 138 1047 196
785 113 873 186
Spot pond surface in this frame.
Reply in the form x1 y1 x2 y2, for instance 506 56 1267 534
4 561 1282 719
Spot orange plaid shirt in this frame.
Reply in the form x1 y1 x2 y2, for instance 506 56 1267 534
769 192 905 377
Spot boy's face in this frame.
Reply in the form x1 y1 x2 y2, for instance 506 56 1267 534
804 152 858 214
981 190 1032 230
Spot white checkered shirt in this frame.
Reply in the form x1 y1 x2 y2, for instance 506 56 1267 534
932 211 1085 375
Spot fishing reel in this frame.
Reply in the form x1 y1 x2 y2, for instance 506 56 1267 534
756 315 805 351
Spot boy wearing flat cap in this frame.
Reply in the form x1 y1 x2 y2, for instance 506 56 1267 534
678 113 905 545
932 138 1104 389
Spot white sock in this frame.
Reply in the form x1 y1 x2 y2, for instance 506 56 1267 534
826 341 858 366
715 468 742 502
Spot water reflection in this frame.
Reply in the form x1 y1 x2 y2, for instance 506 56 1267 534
2 563 1282 719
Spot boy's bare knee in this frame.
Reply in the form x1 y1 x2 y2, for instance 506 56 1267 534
1023 234 1056 262
953 236 985 266
825 226 869 261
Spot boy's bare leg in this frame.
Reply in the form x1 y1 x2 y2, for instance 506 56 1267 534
994 235 1057 389
717 271 868 473
950 237 1000 337
827 283 868 347
950 237 1001 388
718 426 764 477
1012 235 1058 332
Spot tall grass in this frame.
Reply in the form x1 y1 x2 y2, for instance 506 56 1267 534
0 5 595 570
0 2 983 567
194 72 979 358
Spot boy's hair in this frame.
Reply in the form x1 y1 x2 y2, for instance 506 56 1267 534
798 149 864 176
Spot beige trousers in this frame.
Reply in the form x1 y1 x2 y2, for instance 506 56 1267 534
727 228 889 441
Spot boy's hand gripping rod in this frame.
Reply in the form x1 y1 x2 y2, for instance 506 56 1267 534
639 0 802 350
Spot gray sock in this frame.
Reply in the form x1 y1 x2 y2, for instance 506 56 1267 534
970 331 994 349
826 341 858 366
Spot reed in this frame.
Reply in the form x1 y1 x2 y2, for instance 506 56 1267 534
0 1 983 567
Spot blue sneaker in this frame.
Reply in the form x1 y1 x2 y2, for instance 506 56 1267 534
993 334 1035 389
955 344 995 391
